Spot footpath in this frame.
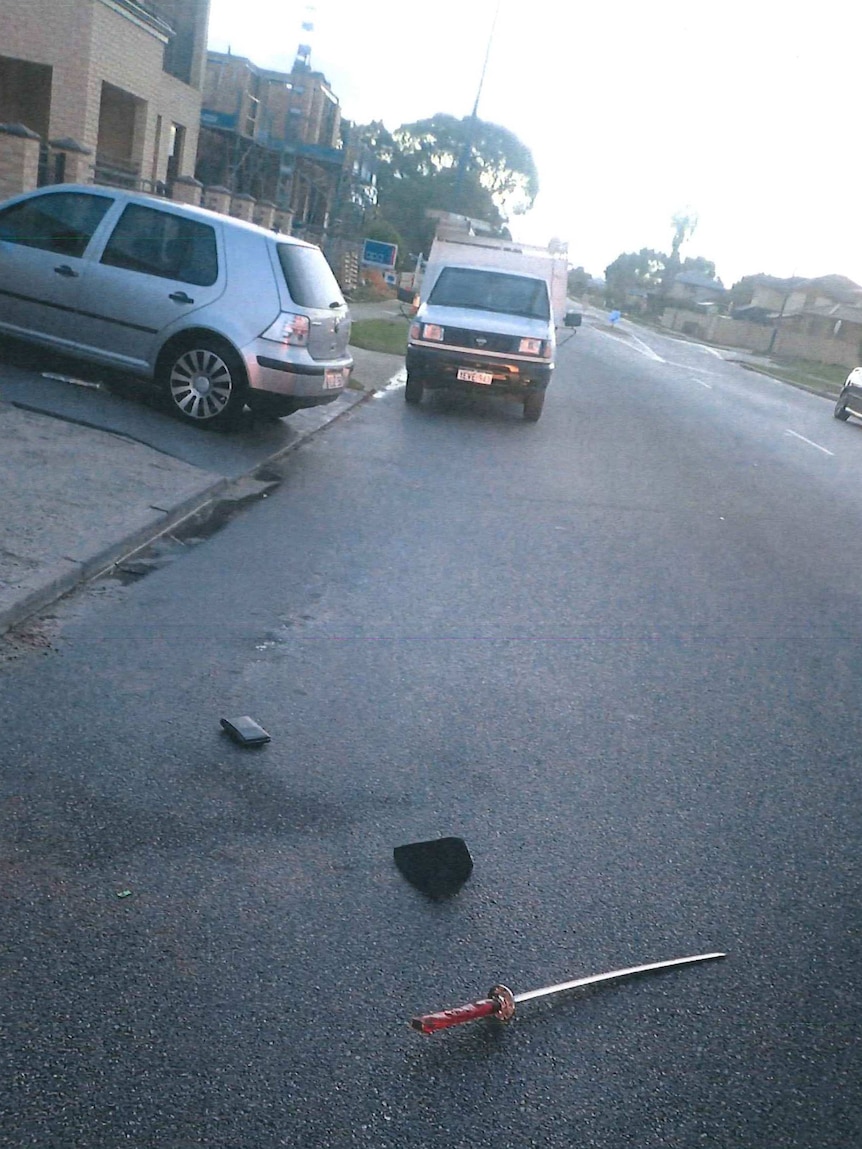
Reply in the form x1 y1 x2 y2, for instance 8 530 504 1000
0 342 405 637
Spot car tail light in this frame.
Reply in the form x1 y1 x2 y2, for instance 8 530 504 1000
262 312 310 347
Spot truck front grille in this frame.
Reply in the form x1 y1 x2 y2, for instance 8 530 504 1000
442 327 519 353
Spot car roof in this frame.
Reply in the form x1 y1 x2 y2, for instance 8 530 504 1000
31 184 315 249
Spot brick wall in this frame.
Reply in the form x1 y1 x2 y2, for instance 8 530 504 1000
0 126 41 200
661 308 860 367
1 0 203 186
773 331 861 369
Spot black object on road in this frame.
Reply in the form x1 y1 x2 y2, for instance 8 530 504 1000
393 836 473 897
220 715 271 747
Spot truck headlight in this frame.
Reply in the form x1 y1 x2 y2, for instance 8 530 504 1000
422 324 444 341
518 337 544 355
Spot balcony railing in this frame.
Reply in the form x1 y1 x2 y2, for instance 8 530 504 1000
92 152 143 190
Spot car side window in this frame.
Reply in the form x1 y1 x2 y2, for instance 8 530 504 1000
0 192 113 258
100 205 218 286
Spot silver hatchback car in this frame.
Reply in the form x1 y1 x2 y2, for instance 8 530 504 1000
0 185 352 427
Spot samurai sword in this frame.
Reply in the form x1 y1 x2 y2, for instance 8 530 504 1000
411 951 726 1034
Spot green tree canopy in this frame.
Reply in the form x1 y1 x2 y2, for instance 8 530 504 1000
681 255 717 280
357 113 539 257
567 266 591 296
605 248 666 307
605 242 720 310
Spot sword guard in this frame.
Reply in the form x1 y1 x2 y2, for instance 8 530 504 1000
488 984 516 1021
410 984 516 1034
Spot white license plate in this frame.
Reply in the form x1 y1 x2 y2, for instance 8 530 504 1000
457 368 493 385
323 370 344 390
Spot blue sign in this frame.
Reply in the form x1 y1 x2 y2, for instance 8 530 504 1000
362 239 398 268
201 109 238 130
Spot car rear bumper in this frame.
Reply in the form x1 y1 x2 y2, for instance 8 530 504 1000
247 348 353 400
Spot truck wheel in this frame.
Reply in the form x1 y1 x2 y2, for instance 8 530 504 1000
523 390 545 422
405 372 424 405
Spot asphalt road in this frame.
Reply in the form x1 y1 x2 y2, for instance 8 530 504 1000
2 317 861 1147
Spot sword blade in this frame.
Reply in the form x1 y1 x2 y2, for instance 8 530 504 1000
513 951 726 1004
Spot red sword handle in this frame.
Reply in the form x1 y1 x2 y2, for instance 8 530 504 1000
410 985 516 1034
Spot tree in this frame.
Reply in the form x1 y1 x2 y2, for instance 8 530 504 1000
361 113 539 258
605 214 720 312
681 255 717 280
670 210 698 262
605 249 666 309
661 210 699 295
567 266 591 297
728 275 762 308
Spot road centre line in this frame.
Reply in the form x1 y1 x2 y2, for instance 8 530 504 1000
665 360 724 378
784 429 834 456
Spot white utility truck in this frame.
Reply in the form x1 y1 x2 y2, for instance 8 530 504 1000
405 227 580 421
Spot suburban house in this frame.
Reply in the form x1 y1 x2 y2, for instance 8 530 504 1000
662 272 862 367
667 270 727 307
732 274 862 323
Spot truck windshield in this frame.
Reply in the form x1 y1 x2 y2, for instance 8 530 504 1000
428 267 550 320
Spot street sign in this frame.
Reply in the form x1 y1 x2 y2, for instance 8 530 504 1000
362 239 398 268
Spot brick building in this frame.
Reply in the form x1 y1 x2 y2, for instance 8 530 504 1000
197 49 348 236
0 0 208 192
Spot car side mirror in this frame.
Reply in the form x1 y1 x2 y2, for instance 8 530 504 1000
564 311 582 328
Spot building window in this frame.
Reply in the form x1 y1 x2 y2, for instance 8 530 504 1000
167 123 186 183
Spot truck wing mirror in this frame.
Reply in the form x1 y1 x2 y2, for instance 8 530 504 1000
564 311 582 328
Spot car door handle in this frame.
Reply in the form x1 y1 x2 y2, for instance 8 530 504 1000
169 291 194 304
54 264 79 278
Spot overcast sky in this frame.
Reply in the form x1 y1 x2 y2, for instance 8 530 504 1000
207 0 862 287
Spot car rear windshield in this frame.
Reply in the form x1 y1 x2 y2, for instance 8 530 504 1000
428 267 550 320
277 243 345 309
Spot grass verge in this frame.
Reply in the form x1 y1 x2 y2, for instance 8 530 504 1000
349 317 410 355
736 358 848 398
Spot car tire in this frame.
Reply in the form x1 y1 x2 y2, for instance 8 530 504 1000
248 393 297 421
159 336 248 428
523 389 545 422
834 395 851 421
405 372 424 405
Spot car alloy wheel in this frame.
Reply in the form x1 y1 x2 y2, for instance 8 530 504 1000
162 338 247 426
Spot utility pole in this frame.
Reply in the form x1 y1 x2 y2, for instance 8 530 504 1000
455 0 501 214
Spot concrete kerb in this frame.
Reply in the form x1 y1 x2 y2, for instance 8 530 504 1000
0 476 232 637
0 364 402 638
